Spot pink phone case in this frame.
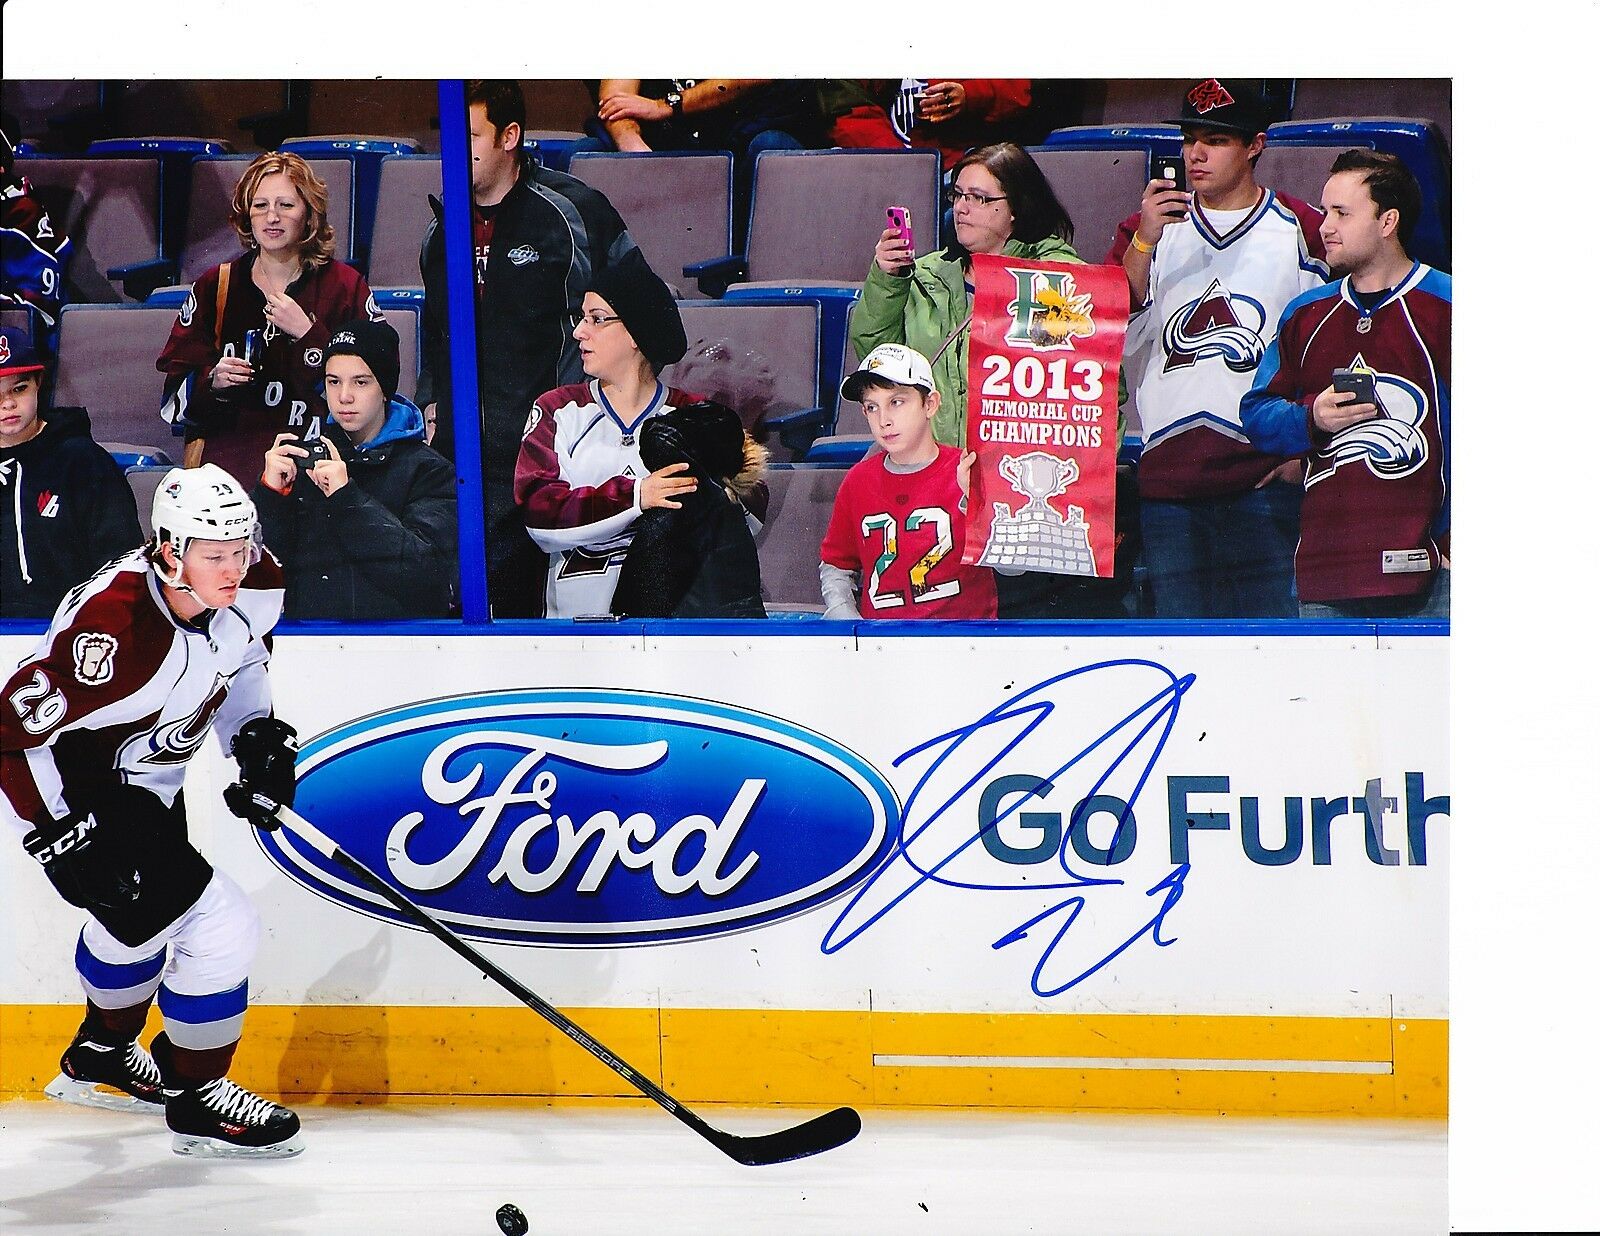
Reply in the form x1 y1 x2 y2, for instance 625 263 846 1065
887 205 915 253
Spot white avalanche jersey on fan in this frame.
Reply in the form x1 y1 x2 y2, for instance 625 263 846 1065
1126 191 1328 499
0 549 284 837
513 380 691 618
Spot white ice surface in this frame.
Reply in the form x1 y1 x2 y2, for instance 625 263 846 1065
0 1100 1445 1234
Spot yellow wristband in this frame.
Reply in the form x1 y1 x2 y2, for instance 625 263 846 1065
1129 233 1156 255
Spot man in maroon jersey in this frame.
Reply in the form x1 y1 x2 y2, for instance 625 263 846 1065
1242 150 1450 618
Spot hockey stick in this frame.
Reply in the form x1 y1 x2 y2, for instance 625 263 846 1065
270 804 862 1167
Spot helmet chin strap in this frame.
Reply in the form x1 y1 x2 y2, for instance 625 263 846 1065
151 538 198 597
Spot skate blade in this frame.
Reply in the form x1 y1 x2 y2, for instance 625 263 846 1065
44 1073 164 1115
171 1131 305 1160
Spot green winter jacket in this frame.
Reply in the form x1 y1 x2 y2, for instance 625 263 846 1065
849 235 1084 446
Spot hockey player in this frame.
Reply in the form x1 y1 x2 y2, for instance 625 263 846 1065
1240 150 1450 617
819 344 997 620
1109 79 1329 618
0 464 304 1158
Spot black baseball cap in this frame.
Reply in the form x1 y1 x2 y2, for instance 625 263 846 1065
1175 79 1273 137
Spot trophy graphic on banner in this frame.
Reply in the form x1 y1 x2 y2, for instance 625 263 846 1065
976 451 1097 575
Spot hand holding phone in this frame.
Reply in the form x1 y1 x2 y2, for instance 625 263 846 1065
1331 366 1379 409
1151 154 1187 195
294 438 332 472
886 205 915 253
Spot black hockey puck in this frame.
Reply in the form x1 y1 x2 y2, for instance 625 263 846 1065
495 1202 528 1235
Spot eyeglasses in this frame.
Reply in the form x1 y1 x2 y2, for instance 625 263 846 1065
578 311 624 328
946 188 1008 208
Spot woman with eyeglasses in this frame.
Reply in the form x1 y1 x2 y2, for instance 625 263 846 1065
851 142 1082 449
512 248 703 618
158 152 382 486
851 143 1133 619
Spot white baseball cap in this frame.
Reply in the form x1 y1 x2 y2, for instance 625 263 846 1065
840 343 935 402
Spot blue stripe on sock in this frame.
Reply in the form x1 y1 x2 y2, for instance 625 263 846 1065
157 980 249 1026
75 934 167 992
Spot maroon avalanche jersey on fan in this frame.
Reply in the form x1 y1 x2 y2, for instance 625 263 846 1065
1241 264 1451 603
821 445 997 620
157 255 381 483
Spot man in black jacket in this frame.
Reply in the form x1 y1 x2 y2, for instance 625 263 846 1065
0 328 142 617
255 320 456 620
418 79 639 617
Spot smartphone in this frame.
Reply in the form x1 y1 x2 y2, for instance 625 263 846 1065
1151 154 1186 194
294 438 332 471
1332 366 1378 407
886 205 915 254
241 328 264 374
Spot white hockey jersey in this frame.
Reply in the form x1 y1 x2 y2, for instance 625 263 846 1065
0 549 284 838
1125 191 1328 500
512 380 690 618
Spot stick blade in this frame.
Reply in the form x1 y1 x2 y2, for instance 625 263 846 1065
710 1105 862 1167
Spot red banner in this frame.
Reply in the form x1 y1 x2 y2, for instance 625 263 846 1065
961 255 1129 578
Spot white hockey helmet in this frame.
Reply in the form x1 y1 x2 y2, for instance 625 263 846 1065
150 464 260 586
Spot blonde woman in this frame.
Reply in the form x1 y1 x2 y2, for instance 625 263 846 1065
158 152 381 481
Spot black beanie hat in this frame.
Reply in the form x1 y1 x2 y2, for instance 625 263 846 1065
588 249 688 374
325 319 401 402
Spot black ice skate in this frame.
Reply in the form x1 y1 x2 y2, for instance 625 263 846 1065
44 1023 166 1114
166 1076 304 1159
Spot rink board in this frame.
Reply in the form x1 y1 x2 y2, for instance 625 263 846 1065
0 630 1447 1115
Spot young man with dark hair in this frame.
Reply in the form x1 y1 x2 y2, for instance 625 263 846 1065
418 79 639 617
1108 78 1329 618
255 319 456 619
1241 150 1450 618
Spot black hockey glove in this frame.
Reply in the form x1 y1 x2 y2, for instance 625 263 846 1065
226 716 298 831
22 808 142 911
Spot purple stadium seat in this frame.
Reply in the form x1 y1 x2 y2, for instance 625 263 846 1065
367 156 441 289
753 465 851 609
739 150 942 287
1026 147 1149 268
13 157 161 303
52 304 181 455
568 152 732 301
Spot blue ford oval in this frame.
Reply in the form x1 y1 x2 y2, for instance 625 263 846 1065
256 689 901 946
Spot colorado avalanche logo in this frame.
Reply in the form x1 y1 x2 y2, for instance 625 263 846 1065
178 292 197 328
136 674 234 766
366 293 383 322
1311 354 1430 487
1162 280 1267 373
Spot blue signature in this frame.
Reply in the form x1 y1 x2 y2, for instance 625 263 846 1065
821 659 1196 996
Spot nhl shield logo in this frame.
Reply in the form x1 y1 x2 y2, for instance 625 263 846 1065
72 633 119 687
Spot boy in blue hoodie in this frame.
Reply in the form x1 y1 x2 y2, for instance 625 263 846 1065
254 320 456 618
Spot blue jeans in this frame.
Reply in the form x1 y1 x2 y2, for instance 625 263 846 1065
1140 483 1302 619
1298 567 1450 619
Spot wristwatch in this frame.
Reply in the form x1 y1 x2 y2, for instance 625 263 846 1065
665 90 684 117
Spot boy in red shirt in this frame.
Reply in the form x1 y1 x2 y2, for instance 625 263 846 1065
820 345 997 620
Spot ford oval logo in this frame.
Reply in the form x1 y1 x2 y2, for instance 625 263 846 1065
256 689 900 946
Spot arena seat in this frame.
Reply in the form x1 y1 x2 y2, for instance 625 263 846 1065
687 149 941 296
1026 146 1150 268
123 464 171 529
179 155 354 285
52 304 181 455
282 137 421 273
663 299 824 460
1256 118 1451 270
369 291 423 402
83 140 234 300
366 156 441 289
568 152 733 301
523 131 585 173
753 463 851 609
13 156 161 303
